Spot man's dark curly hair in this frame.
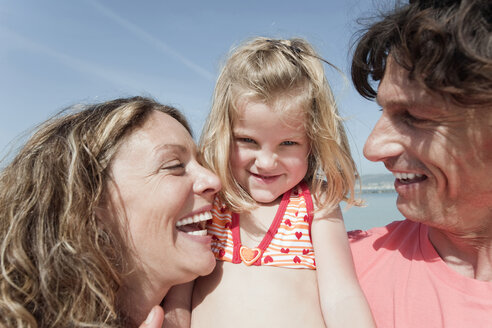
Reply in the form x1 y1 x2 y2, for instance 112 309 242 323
351 0 492 107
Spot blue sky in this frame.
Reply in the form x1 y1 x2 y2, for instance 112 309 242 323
0 0 391 175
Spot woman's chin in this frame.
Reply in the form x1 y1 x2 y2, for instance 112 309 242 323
197 253 217 277
175 231 216 277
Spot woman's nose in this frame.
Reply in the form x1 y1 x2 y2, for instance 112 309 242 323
363 114 404 163
194 165 222 196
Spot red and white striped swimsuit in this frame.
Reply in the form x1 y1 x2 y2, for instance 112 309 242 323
207 182 316 269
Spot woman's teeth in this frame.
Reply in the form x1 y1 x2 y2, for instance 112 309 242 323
187 230 208 236
176 212 212 235
176 212 211 227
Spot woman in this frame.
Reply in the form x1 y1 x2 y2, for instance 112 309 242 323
0 97 220 327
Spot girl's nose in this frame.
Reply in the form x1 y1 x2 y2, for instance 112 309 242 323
254 149 278 171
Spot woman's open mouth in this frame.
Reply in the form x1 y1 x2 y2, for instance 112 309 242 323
175 212 212 236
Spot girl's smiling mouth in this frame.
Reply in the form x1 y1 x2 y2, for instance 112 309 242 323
250 172 281 183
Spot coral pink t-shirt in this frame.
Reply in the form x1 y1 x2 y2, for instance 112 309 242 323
349 220 492 328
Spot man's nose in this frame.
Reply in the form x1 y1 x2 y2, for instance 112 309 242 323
363 114 404 163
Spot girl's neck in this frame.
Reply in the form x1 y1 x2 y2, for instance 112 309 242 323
247 196 282 222
239 196 282 248
253 194 282 211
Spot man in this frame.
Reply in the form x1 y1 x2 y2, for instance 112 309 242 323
349 0 492 326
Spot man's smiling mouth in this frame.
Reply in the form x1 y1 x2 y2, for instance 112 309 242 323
393 172 427 184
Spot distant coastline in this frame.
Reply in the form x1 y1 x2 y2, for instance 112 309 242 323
358 174 396 194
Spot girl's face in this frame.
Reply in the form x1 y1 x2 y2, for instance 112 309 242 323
230 98 310 204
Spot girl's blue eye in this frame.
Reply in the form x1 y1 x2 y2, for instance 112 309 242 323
238 137 255 143
282 141 297 146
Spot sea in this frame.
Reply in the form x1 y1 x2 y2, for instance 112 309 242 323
342 191 404 231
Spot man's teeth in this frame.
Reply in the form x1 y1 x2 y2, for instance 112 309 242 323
393 172 423 180
176 212 212 227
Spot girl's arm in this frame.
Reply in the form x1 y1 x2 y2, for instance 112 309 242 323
162 281 194 328
311 205 376 328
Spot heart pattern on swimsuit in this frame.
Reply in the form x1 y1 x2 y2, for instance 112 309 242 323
239 246 262 266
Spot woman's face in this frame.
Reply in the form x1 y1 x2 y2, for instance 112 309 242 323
107 110 221 288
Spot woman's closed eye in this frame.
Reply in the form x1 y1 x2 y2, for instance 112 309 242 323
161 160 185 172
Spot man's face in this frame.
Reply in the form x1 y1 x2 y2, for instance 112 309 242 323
363 57 492 233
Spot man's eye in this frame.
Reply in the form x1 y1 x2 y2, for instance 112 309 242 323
402 111 426 124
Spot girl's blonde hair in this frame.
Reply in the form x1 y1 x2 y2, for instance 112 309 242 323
0 97 190 327
200 37 359 212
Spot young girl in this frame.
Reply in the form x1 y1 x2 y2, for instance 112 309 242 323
165 37 374 327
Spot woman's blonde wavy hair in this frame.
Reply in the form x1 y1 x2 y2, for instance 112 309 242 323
0 96 190 327
200 37 359 212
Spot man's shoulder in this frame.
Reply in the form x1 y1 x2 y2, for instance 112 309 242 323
348 220 424 277
349 219 419 243
348 220 422 263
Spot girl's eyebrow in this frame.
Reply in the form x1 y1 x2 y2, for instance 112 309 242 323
231 127 251 134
